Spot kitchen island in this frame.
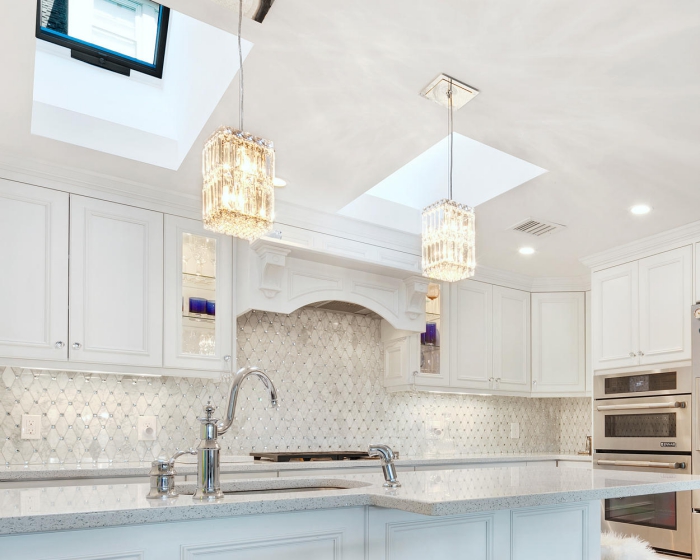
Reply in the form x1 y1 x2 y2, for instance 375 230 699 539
1 464 699 560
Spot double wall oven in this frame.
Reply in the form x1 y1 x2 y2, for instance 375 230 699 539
594 367 693 556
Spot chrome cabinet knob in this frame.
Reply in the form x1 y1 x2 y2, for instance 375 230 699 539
638 351 644 356
55 341 65 349
223 355 231 362
533 380 537 386
72 342 81 350
629 352 636 357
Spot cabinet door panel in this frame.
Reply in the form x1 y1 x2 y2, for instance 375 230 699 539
69 196 163 367
638 246 692 365
493 286 530 393
163 215 233 372
696 243 700 305
0 180 68 360
531 292 585 394
592 262 639 370
451 280 492 389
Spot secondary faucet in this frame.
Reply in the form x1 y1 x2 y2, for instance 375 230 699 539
368 443 401 488
193 366 278 500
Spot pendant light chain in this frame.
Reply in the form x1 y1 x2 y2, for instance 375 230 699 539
238 0 244 131
447 80 453 201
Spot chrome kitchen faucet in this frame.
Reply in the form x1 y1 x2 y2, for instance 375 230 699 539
193 366 278 500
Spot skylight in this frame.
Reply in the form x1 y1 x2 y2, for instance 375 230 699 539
36 0 170 78
338 133 547 234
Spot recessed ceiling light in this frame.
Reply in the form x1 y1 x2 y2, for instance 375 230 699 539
273 177 287 188
630 204 651 215
519 247 535 255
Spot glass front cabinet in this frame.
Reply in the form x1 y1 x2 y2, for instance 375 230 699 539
163 215 234 373
382 282 450 390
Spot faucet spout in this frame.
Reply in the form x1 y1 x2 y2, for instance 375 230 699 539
217 366 278 435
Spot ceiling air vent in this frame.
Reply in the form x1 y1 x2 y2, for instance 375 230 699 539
509 218 566 237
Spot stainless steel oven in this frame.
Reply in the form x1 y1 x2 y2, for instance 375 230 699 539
598 452 692 554
594 367 693 555
594 369 693 454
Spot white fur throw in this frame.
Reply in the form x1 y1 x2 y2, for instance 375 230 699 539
601 532 659 560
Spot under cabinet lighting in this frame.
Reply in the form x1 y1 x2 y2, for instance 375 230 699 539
273 177 287 188
518 247 535 255
426 390 493 397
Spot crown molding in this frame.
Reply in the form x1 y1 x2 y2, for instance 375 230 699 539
472 266 590 293
530 275 591 292
580 219 700 271
0 152 200 219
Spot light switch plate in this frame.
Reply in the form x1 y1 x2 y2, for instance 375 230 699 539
510 422 520 439
21 415 41 440
138 416 157 441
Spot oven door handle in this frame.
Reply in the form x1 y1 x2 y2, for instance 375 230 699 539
596 401 686 411
597 459 687 469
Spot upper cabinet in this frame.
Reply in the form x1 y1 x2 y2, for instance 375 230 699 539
638 247 693 365
696 243 700 304
451 280 493 391
69 196 164 367
163 215 234 372
383 278 588 397
592 246 692 371
531 292 586 394
591 262 639 370
0 180 69 361
492 286 530 393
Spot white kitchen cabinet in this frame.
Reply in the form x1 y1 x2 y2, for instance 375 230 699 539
591 261 638 370
585 291 592 393
696 242 700 304
492 286 530 394
592 246 692 371
638 246 692 365
0 180 69 361
381 283 450 390
69 195 164 367
163 215 234 373
451 280 493 390
531 292 586 394
8 507 366 560
382 334 419 389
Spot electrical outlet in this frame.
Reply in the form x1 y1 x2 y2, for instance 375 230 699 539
20 489 42 514
21 415 41 440
138 416 157 441
510 422 520 439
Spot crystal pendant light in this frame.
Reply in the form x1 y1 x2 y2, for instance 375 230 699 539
202 0 274 241
421 80 476 282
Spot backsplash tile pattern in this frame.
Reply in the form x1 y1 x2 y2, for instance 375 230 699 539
0 308 591 465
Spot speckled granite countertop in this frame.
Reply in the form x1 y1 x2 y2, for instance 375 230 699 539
0 453 591 481
0 465 696 535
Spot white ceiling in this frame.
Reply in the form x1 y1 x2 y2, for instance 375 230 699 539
1 0 699 277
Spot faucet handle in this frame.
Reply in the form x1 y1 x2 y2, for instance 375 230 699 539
169 448 197 465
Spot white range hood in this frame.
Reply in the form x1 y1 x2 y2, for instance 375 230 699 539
236 222 430 332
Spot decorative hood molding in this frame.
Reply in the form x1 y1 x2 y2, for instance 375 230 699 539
237 239 430 332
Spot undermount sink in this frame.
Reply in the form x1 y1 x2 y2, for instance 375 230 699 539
175 479 371 498
179 486 349 496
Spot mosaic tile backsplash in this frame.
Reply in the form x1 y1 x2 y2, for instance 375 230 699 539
0 308 591 465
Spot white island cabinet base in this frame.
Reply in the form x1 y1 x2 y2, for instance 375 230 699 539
369 502 600 560
2 502 599 560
